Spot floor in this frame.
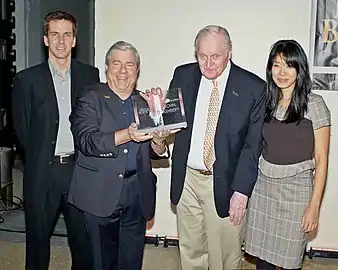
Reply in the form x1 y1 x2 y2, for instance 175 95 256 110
0 242 338 269
0 167 338 269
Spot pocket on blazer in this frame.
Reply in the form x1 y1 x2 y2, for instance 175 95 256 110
76 161 99 172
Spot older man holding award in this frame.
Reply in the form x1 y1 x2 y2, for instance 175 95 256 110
67 40 180 270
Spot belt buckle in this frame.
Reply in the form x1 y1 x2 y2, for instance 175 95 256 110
199 170 212 176
59 154 69 164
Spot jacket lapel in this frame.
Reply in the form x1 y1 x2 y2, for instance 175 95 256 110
102 85 129 129
220 62 235 111
41 62 59 118
185 64 202 130
219 62 241 115
70 60 78 107
130 91 141 153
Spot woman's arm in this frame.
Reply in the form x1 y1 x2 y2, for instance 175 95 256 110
302 126 330 232
311 126 330 208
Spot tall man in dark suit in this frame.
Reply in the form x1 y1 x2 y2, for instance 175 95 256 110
168 25 266 269
68 40 174 270
11 11 100 270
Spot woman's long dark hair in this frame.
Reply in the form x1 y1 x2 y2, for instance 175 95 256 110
265 39 312 123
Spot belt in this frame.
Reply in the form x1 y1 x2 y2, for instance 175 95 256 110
195 169 213 176
124 170 137 178
53 154 75 164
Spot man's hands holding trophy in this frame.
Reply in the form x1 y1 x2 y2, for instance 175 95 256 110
128 87 180 145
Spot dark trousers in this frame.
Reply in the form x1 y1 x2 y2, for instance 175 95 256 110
24 162 91 270
256 258 301 270
85 175 147 270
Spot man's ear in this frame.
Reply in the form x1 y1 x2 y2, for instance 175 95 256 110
72 36 77 48
228 50 232 59
43 35 49 47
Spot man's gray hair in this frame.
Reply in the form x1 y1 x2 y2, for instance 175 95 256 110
105 40 140 68
194 25 232 52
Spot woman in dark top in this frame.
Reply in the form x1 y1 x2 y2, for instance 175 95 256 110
244 39 331 269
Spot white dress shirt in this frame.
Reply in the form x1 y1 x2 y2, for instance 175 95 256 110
187 62 231 170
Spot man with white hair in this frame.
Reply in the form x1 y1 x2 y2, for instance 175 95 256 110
168 25 266 269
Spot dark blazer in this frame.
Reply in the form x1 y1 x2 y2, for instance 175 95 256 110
12 60 100 202
169 61 266 218
67 83 157 220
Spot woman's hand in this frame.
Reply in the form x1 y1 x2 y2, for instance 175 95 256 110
301 206 319 232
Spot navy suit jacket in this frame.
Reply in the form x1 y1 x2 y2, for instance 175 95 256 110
169 61 266 218
68 83 157 220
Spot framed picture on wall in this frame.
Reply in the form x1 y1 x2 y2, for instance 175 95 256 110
310 0 338 90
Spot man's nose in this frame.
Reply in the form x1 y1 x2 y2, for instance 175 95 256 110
59 35 65 43
120 65 127 73
206 58 213 68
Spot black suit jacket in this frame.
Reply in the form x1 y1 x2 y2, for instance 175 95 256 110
68 83 157 220
12 60 100 203
169 61 266 218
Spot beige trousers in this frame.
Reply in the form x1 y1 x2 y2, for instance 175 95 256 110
177 168 246 270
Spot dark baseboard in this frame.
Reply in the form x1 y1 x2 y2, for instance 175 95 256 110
145 235 179 247
307 247 338 259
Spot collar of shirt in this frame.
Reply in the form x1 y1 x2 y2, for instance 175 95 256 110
104 83 136 100
119 95 133 105
48 59 71 80
218 60 231 85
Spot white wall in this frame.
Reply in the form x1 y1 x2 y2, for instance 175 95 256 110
95 0 338 250
95 0 312 86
